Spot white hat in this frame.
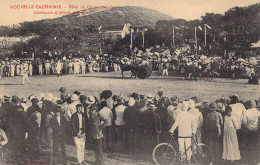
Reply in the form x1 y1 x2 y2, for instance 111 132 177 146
167 105 175 111
147 103 157 110
86 96 95 104
181 101 189 111
146 93 153 100
128 97 136 106
47 93 54 101
71 94 79 101
188 99 195 109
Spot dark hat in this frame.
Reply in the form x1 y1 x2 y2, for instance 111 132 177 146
56 100 63 105
65 96 72 104
100 90 112 99
89 104 99 112
59 87 66 92
74 91 81 96
245 100 256 109
12 97 21 105
12 95 19 99
79 95 86 102
171 96 178 102
229 95 239 103
140 94 145 100
139 99 148 108
31 98 39 104
117 97 124 104
158 91 163 96
76 104 83 108
112 95 119 101
4 96 10 100
209 102 218 110
130 92 138 100
190 96 199 103
55 105 62 112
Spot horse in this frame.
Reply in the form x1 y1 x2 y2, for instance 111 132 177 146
184 64 199 81
120 64 137 78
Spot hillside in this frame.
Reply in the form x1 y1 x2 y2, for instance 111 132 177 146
1 3 259 57
43 6 174 28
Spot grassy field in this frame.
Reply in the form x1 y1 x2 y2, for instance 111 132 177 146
0 71 259 102
0 71 259 164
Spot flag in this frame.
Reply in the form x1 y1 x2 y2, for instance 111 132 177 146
204 24 212 29
198 26 202 30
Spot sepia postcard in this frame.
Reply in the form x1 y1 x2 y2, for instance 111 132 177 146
0 0 259 164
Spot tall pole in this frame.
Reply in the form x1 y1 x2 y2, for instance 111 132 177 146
195 26 197 55
142 31 145 48
130 29 133 49
173 26 175 48
204 25 207 48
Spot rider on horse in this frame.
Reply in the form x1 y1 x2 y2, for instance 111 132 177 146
120 56 137 78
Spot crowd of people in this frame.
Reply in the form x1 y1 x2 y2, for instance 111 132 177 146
0 49 258 81
0 88 259 165
0 55 123 78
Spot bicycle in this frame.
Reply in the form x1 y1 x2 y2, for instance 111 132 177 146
152 133 213 165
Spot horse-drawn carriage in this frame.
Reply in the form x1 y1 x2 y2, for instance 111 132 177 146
120 61 153 79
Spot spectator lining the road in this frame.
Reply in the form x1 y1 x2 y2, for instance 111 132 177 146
0 90 259 164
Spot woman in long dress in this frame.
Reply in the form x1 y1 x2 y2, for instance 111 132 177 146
222 106 241 162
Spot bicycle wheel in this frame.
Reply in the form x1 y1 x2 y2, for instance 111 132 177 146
193 143 213 165
153 143 177 165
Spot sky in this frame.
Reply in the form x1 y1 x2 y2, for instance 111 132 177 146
0 0 259 26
